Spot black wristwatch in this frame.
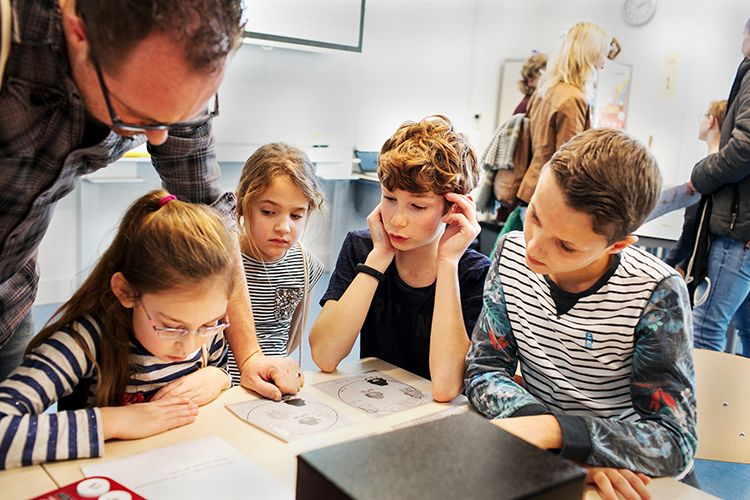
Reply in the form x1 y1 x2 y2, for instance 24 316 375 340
355 263 385 282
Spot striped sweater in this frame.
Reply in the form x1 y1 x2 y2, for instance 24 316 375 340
226 244 324 384
465 232 697 477
241 243 324 357
0 314 228 470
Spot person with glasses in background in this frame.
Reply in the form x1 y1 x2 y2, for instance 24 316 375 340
664 100 727 277
0 1 303 398
690 17 750 357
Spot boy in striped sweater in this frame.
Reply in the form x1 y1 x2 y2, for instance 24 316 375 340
465 129 697 499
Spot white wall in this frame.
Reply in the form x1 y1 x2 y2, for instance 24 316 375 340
469 0 748 186
35 0 750 304
214 0 476 159
35 189 78 304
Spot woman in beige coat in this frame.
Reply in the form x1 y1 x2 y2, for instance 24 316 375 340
518 22 611 203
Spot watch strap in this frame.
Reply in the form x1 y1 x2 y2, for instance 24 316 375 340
355 263 385 282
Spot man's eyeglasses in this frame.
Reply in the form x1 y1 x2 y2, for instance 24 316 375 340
138 299 230 341
89 48 219 133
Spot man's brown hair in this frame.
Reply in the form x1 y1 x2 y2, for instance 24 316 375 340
547 128 662 243
377 115 479 197
76 0 244 74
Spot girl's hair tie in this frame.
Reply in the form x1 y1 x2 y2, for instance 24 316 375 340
159 194 177 207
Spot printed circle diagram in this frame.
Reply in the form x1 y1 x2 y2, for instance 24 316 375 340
245 397 340 438
337 376 424 414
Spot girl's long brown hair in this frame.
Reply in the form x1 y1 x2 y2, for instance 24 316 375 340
28 190 236 406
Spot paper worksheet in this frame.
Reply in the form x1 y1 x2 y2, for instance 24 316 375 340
226 391 354 442
314 370 430 418
645 182 701 223
82 436 292 500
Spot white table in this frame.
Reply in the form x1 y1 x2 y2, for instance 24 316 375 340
0 464 58 500
26 357 713 499
42 358 465 488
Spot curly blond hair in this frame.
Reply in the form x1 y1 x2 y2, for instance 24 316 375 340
377 115 478 196
518 53 548 96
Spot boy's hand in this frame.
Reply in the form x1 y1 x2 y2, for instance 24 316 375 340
437 193 481 263
100 398 199 440
585 466 652 500
151 366 230 406
366 204 395 271
240 353 303 401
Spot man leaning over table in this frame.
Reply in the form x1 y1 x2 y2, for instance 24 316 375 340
0 0 302 398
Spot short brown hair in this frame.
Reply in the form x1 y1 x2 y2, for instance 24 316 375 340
706 99 728 128
547 128 662 243
377 115 479 196
77 0 244 74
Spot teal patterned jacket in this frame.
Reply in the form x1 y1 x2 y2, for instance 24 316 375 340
465 240 698 478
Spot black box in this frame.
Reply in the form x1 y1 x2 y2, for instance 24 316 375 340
296 411 586 500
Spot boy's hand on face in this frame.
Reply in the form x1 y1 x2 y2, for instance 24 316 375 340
366 204 395 271
437 193 481 263
151 366 231 406
585 466 652 500
100 397 199 440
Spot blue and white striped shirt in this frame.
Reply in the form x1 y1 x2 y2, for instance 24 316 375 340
0 314 228 469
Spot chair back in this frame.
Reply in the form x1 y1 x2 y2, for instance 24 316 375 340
694 348 750 463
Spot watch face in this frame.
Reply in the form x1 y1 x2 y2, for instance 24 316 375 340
623 0 657 26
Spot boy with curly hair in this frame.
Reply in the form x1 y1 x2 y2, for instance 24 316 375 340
311 115 490 402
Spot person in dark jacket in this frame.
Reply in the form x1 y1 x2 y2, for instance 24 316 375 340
0 1 303 397
690 17 750 357
665 100 727 271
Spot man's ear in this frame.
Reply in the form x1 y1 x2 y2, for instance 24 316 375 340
111 272 138 308
607 235 638 254
60 7 90 65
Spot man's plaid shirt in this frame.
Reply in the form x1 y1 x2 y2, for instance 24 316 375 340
0 1 234 344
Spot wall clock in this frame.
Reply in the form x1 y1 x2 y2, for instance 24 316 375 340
623 0 657 27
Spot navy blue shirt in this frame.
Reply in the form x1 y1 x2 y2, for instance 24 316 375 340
321 229 491 379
